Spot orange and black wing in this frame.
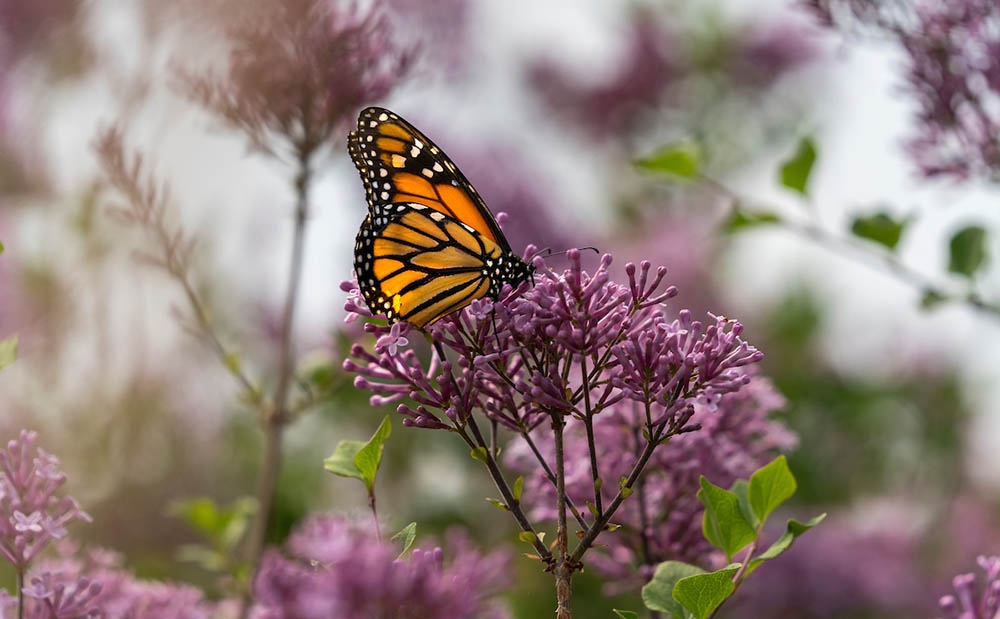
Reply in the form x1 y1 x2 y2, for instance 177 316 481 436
348 107 513 253
355 203 519 327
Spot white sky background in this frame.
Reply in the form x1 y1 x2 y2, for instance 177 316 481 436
7 0 1000 485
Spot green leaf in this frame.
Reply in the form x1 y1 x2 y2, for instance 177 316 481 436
470 446 489 463
948 225 989 278
518 531 538 545
721 208 782 234
641 561 704 616
698 477 756 561
171 496 256 550
391 522 417 557
730 480 759 530
0 240 4 254
612 610 639 619
513 476 524 502
779 136 817 196
171 497 223 535
486 498 508 511
0 336 17 372
637 141 702 179
354 415 392 493
323 440 365 481
748 455 796 524
748 513 826 574
219 499 257 549
673 567 739 619
920 288 949 310
850 212 907 251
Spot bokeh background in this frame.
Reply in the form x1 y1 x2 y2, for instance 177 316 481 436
1 0 999 616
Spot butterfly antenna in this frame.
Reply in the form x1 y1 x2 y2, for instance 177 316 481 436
528 246 600 260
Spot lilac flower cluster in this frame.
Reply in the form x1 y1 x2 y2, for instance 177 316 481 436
345 251 762 435
178 0 413 154
0 430 91 571
804 0 1000 180
506 371 795 591
939 555 1000 619
5 543 219 619
252 514 512 619
0 430 219 618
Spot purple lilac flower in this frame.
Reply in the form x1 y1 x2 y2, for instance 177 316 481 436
252 514 512 619
939 556 1000 619
12 543 218 619
506 370 795 592
528 13 677 140
803 0 1000 181
384 0 470 76
0 430 91 571
730 502 929 618
177 0 414 155
344 251 762 435
529 11 816 141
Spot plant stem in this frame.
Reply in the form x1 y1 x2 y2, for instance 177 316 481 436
580 357 603 515
570 424 665 563
520 430 591 531
16 568 22 619
701 174 1000 320
463 413 552 561
552 412 573 619
242 144 314 614
368 489 382 543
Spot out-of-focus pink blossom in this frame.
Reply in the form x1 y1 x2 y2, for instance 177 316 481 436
804 0 1000 181
178 0 414 155
252 514 512 619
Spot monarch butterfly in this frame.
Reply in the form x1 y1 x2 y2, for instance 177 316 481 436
349 107 535 327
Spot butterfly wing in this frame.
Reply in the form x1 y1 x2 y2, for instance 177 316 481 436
349 108 534 327
355 203 522 327
348 107 513 253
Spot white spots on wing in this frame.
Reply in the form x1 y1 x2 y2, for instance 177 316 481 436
429 211 445 222
410 146 420 158
421 168 433 178
379 168 388 177
381 191 389 200
432 162 444 173
378 112 389 121
369 121 377 127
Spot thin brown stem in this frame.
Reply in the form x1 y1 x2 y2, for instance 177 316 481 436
706 538 760 619
520 430 591 531
552 412 573 619
464 414 552 561
242 142 315 614
570 422 667 563
580 357 603 516
368 489 382 543
17 568 23 619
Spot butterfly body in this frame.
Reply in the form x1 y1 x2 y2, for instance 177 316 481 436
349 107 534 327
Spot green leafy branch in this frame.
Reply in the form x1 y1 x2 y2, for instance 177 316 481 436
639 136 1000 320
324 415 392 541
633 456 824 619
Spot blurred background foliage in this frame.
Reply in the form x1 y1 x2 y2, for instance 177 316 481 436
0 0 996 617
